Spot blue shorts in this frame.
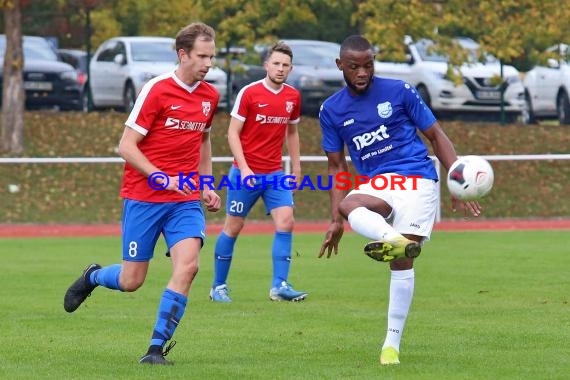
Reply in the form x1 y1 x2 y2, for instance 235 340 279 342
121 199 206 262
225 166 294 217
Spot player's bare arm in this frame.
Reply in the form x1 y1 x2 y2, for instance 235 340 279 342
286 123 301 191
199 131 221 212
118 126 192 196
318 151 349 258
422 122 482 217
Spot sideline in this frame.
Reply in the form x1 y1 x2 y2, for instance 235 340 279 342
1 219 569 238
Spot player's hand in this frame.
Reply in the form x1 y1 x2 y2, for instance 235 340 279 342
168 175 197 196
451 197 482 217
202 189 221 212
318 221 344 258
240 167 257 187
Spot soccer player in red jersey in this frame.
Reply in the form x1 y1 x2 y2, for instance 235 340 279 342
63 22 221 365
210 42 308 303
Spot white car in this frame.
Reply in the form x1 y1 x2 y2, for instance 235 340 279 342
522 43 570 124
87 36 227 112
374 37 525 121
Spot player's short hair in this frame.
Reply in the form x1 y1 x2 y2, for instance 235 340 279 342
175 22 216 52
340 35 372 57
265 41 293 62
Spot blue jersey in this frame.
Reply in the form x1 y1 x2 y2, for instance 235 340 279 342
319 76 438 181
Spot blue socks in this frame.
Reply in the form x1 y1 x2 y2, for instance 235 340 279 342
90 264 122 290
272 231 292 288
213 232 237 287
213 230 293 289
150 288 187 348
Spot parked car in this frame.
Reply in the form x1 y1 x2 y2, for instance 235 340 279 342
87 36 227 112
0 35 82 110
522 43 570 125
374 36 525 121
231 39 346 115
58 48 89 111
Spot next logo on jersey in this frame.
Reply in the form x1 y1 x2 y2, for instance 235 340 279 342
352 124 390 151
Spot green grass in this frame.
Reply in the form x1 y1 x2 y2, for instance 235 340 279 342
1 230 569 379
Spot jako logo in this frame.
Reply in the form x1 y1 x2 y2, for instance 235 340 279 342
352 124 390 150
343 118 354 126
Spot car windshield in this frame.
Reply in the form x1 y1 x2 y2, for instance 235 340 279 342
0 37 58 61
546 43 569 63
289 44 339 68
131 41 177 62
415 38 497 64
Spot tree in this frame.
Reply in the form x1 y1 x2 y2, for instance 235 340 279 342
1 0 25 154
357 0 570 69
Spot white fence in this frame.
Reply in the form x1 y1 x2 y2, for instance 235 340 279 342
2 154 570 222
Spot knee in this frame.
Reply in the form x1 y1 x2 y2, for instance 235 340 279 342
181 262 200 283
120 276 144 292
224 218 245 237
275 214 294 231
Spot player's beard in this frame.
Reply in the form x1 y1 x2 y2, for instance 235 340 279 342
344 72 372 94
267 74 285 86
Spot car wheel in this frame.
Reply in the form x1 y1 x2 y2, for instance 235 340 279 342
521 92 537 125
556 91 570 125
123 83 136 113
417 85 431 108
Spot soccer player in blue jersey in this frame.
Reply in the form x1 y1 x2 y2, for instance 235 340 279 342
317 35 482 365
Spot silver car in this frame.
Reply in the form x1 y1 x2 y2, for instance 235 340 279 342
87 36 227 112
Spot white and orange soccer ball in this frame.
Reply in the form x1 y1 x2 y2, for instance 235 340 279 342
446 155 494 201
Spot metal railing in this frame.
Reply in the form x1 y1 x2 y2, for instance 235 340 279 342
2 154 570 222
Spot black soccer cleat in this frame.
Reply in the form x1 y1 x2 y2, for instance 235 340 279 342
63 263 101 313
139 341 176 365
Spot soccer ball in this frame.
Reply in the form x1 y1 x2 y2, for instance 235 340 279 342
446 155 494 200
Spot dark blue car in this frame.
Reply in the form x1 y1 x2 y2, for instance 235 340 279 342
0 35 82 110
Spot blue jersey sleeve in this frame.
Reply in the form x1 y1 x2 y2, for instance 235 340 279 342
401 82 437 131
319 104 344 153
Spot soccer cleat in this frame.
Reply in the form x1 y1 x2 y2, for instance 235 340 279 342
210 284 232 303
63 263 101 313
269 281 308 302
139 341 176 365
364 237 421 262
380 346 400 365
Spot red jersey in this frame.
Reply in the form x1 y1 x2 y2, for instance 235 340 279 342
231 79 301 173
120 71 219 202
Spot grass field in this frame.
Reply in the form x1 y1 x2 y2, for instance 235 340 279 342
1 230 569 379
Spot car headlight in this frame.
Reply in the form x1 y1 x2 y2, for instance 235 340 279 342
298 75 324 88
60 70 78 82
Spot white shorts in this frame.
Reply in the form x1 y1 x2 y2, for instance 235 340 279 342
348 174 438 241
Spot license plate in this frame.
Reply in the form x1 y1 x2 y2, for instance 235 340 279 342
24 81 53 91
476 90 500 100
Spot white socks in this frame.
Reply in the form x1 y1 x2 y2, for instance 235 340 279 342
382 269 415 351
347 206 402 241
